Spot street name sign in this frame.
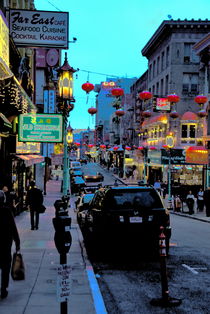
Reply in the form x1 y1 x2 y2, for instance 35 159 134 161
18 113 63 143
57 264 71 302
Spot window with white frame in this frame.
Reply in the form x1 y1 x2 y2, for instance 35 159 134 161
181 124 196 139
182 73 199 94
184 43 199 64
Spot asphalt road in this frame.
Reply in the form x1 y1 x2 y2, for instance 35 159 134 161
80 163 210 313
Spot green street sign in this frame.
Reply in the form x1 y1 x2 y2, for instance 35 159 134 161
18 114 63 143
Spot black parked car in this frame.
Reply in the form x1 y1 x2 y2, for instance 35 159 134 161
85 186 171 254
76 193 95 228
84 172 104 183
71 176 86 194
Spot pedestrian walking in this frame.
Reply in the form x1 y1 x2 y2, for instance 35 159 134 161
2 185 17 216
0 190 20 299
174 194 182 212
26 181 43 230
203 187 210 217
154 180 162 194
186 190 195 215
197 187 204 212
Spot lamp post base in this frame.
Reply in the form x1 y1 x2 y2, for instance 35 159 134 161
150 297 182 307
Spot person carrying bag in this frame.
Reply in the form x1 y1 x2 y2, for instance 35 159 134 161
0 190 20 299
11 251 25 280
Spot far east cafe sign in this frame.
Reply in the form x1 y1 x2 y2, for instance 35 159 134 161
9 9 69 48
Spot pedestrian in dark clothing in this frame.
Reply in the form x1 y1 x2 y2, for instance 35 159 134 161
204 187 210 217
197 187 204 212
186 190 195 215
26 181 43 230
0 190 20 299
2 185 17 216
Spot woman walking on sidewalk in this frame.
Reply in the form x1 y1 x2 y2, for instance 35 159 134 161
186 190 195 215
0 191 20 299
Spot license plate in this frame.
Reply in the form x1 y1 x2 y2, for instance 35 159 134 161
129 217 142 223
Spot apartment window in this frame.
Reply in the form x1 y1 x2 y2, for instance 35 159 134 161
182 73 198 94
165 75 169 95
152 85 155 95
160 78 164 95
161 51 165 71
149 64 152 80
166 46 169 67
181 124 196 138
156 82 159 95
157 56 160 75
184 43 199 64
153 60 156 78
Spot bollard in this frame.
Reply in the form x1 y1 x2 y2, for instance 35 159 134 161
150 226 182 307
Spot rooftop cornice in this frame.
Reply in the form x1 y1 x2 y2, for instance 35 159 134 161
141 19 210 57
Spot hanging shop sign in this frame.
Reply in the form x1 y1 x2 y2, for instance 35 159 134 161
18 113 63 143
153 96 170 112
9 9 69 48
186 146 208 165
161 149 186 165
16 137 41 154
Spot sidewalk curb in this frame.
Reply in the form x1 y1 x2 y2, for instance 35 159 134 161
171 211 210 223
75 211 107 314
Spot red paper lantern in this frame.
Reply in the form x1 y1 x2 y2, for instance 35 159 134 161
142 110 152 118
139 91 153 100
111 88 124 97
170 111 179 119
149 146 156 150
167 94 180 103
75 142 80 147
137 146 144 150
125 146 131 151
113 146 119 151
162 144 169 149
194 95 208 105
100 144 106 149
88 144 94 148
88 107 97 115
115 109 125 117
82 82 94 93
197 110 207 118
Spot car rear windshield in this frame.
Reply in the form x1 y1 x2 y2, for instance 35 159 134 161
106 189 163 210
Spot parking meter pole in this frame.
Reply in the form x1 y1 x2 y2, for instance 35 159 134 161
52 208 72 314
150 226 182 307
60 253 67 314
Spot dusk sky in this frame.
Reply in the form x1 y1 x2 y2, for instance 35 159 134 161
34 0 210 130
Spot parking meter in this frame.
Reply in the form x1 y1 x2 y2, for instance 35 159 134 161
52 215 72 254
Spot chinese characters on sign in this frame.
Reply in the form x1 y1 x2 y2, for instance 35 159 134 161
18 114 63 143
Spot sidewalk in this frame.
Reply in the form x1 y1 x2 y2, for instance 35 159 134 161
0 180 107 314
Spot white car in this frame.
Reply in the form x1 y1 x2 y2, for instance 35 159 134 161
70 161 82 171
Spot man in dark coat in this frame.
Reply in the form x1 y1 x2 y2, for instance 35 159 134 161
204 187 210 217
0 190 20 298
26 181 43 230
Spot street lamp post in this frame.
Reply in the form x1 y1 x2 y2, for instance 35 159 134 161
57 52 77 196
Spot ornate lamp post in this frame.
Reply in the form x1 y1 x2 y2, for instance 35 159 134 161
57 52 77 196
